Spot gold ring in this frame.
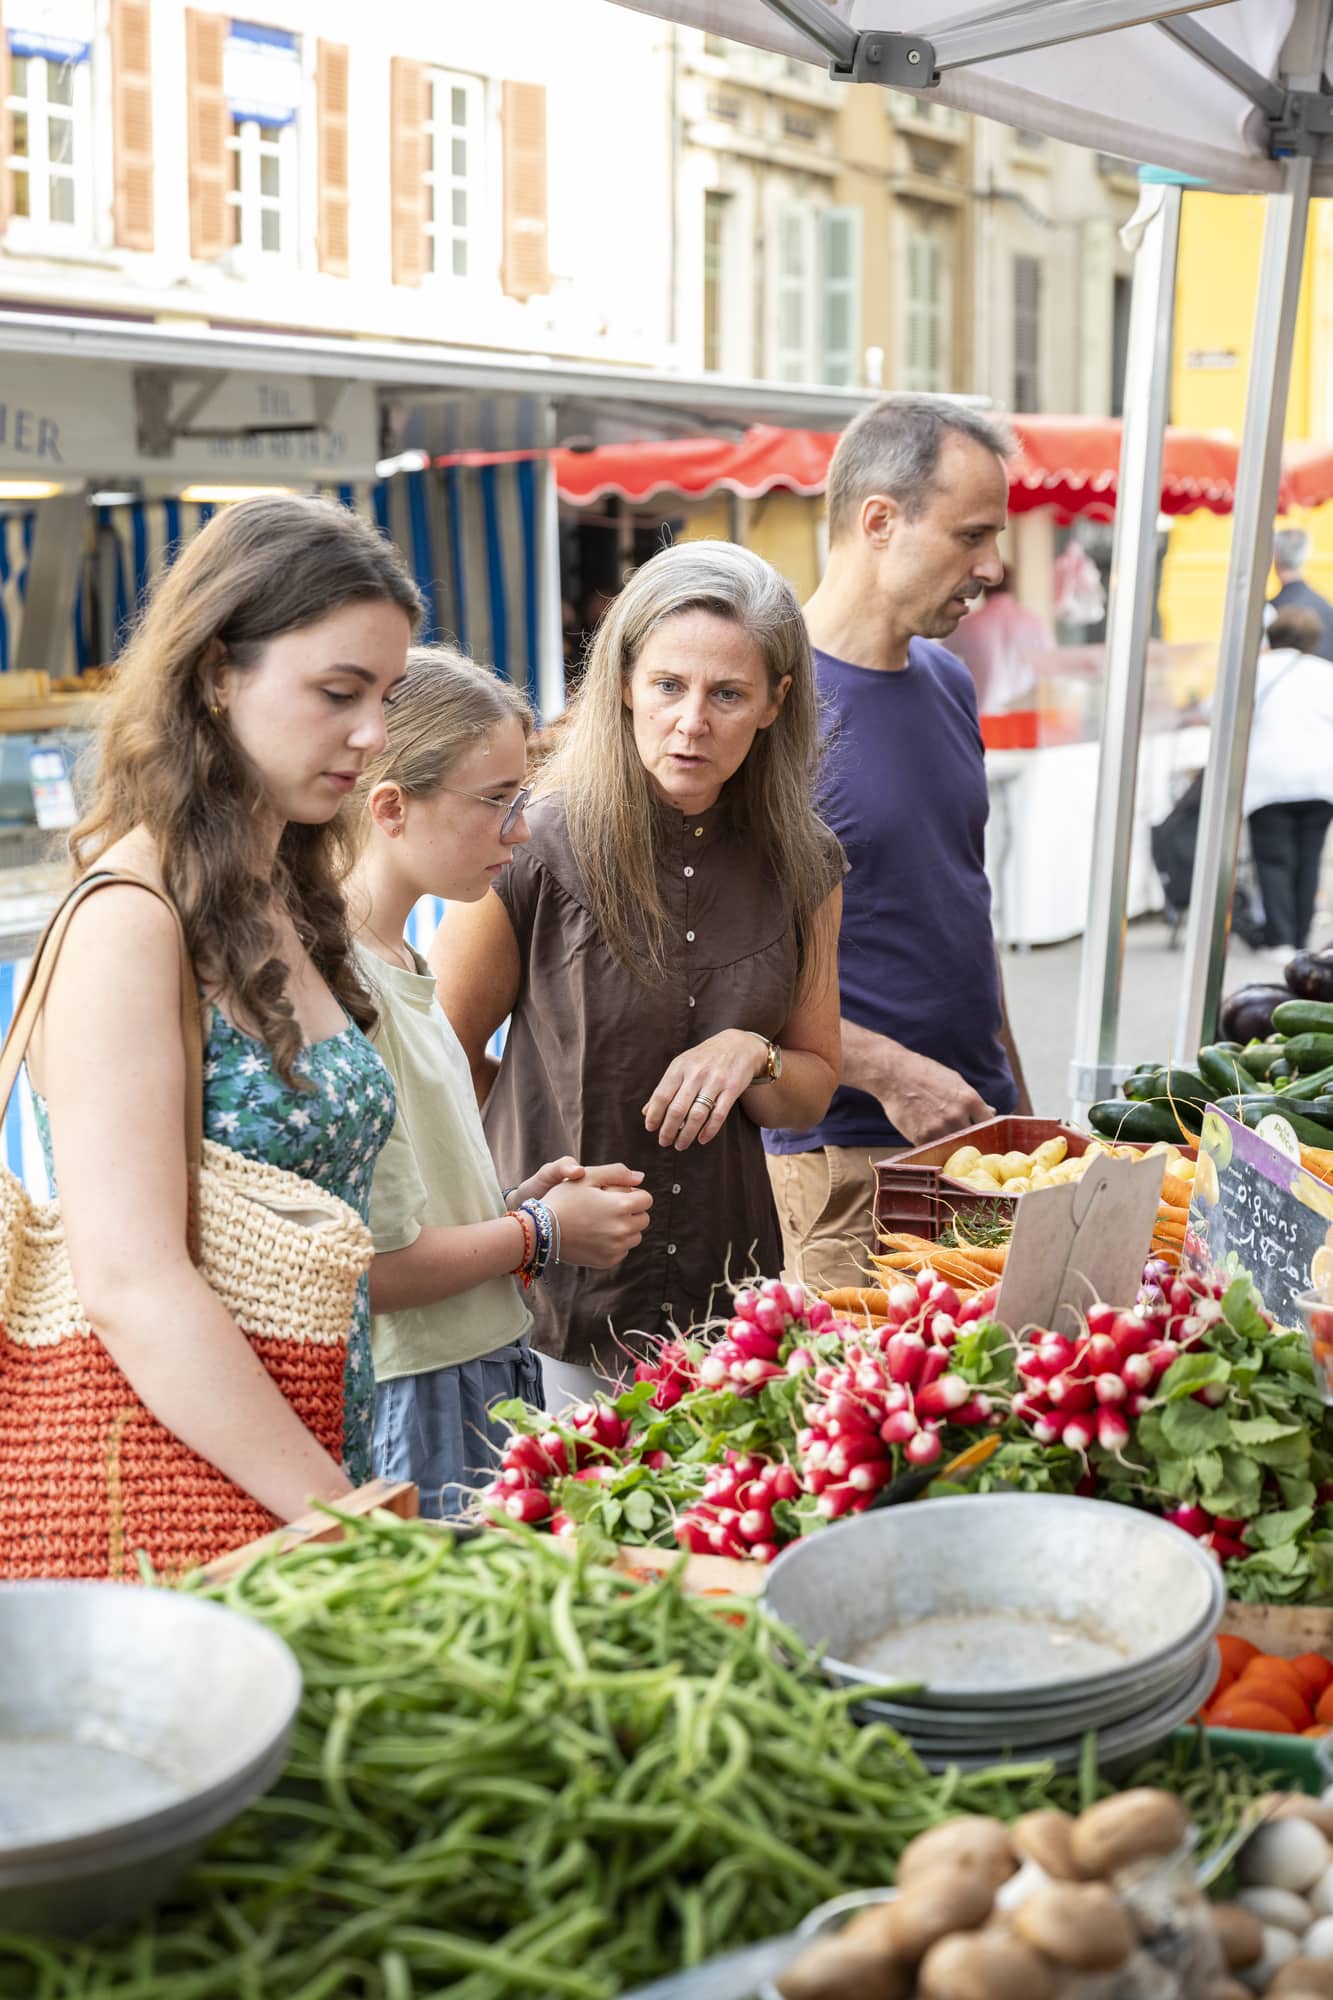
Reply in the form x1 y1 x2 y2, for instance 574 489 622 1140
695 1095 716 1110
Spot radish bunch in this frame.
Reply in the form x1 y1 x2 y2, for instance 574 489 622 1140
1162 1502 1252 1563
797 1334 998 1525
695 1277 838 1395
631 1338 698 1411
674 1450 801 1563
1011 1305 1174 1457
480 1400 633 1527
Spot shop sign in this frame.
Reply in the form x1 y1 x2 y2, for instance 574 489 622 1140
157 374 378 478
0 356 137 474
1185 349 1239 371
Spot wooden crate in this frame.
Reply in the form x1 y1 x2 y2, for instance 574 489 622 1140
196 1478 419 1585
1220 1602 1333 1660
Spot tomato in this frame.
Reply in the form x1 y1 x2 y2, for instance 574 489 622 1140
1216 1634 1261 1677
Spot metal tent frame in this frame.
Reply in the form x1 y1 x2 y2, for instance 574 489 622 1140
623 0 1333 1100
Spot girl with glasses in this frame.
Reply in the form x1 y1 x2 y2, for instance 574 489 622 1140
348 645 651 1514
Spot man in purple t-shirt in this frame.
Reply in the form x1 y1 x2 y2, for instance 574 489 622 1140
765 395 1031 1289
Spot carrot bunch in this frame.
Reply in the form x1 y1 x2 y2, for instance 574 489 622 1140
1201 1633 1333 1736
872 1234 1008 1297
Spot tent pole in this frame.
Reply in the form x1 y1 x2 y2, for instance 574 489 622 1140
1066 181 1181 1120
1174 152 1315 1058
537 398 566 721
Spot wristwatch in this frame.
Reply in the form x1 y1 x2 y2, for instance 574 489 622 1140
747 1032 782 1083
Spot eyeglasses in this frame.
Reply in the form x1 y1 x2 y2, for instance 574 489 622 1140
439 782 532 839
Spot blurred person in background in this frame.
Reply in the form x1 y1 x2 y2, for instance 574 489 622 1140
946 565 1051 714
1270 526 1333 662
1245 604 1333 956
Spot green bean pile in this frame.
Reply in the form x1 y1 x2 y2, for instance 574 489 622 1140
0 1517 1292 1998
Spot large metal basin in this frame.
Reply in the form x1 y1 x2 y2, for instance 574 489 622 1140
764 1494 1224 1708
0 1582 301 1936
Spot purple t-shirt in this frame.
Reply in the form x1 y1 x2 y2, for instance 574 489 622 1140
764 640 1015 1155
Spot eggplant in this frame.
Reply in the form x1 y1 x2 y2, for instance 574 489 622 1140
1216 983 1291 1044
1285 949 1333 1002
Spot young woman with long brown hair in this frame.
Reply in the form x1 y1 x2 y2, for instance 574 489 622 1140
27 494 421 1513
432 540 843 1403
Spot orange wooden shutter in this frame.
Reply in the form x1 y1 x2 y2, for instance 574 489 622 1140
389 56 426 287
111 0 153 250
185 8 227 262
501 80 549 300
316 38 349 277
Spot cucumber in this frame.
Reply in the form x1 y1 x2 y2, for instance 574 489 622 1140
1277 1061 1333 1102
1237 1043 1295 1080
1273 999 1333 1037
1123 1069 1166 1103
1214 1094 1333 1146
1155 1066 1215 1108
1197 1043 1256 1097
1273 1031 1333 1072
1087 1098 1196 1143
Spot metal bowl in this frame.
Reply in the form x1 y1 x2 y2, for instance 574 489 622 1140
854 1647 1213 1742
0 1581 301 1937
764 1494 1224 1708
757 1889 898 2000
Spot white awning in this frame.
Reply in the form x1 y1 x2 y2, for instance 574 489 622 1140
613 1 1333 196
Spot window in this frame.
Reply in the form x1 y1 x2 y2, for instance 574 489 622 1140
772 201 863 386
222 23 301 261
226 114 294 255
1111 273 1132 417
6 49 92 235
902 228 951 392
1013 254 1042 410
425 69 483 280
820 207 861 387
703 189 729 373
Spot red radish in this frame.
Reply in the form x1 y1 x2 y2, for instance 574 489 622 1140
1032 1416 1061 1445
1085 1303 1120 1340
805 1299 834 1331
915 1268 939 1300
786 1347 817 1374
1164 1504 1209 1536
504 1488 552 1523
849 1458 893 1494
732 1288 762 1323
675 1520 712 1554
1085 1333 1119 1372
952 1395 993 1425
739 1506 775 1543
750 1541 781 1564
1125 1391 1150 1418
1046 1373 1096 1412
753 1299 787 1340
1114 1312 1152 1357
880 1383 911 1415
644 1449 672 1472
918 1347 950 1390
741 1358 786 1388
498 1466 529 1490
914 1374 971 1418
827 1436 883 1477
1213 1515 1248 1536
803 1465 831 1494
1037 1333 1078 1374
784 1282 808 1318
929 1313 959 1348
880 1408 921 1445
1094 1373 1127 1405
769 1465 800 1502
887 1283 917 1317
854 1362 887 1396
817 1482 859 1521
729 1324 781 1362
825 1391 877 1433
1121 1352 1154 1390
1011 1391 1052 1424
699 1355 729 1389
814 1366 839 1392
1096 1407 1130 1453
1061 1415 1095 1453
1203 1531 1250 1562
905 1428 943 1467
549 1509 578 1539
1193 1381 1227 1407
886 1330 927 1387
1144 1342 1179 1381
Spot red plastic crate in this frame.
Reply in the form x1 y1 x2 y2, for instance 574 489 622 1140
874 1116 1094 1244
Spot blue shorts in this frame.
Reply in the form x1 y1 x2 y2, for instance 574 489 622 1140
372 1336 545 1520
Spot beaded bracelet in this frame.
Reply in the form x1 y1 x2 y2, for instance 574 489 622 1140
507 1206 537 1284
520 1198 555 1281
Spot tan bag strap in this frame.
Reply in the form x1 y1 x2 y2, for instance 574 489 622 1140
0 869 205 1256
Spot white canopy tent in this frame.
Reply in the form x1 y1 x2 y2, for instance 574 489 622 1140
617 0 1333 1106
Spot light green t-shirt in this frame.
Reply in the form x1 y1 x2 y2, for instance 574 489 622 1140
357 943 531 1379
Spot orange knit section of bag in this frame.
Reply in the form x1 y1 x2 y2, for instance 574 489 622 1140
0 1327 345 1580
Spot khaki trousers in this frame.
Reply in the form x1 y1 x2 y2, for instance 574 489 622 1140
765 1146 884 1293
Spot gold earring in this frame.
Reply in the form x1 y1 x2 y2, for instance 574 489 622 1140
210 702 222 719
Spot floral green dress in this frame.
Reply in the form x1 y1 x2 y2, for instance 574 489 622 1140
36 1009 396 1485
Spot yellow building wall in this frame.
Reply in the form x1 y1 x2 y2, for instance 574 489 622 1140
1160 190 1332 650
675 490 822 598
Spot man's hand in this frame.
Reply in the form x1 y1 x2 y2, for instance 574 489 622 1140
874 1046 994 1146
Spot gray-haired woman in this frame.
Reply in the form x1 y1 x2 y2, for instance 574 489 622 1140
431 541 843 1397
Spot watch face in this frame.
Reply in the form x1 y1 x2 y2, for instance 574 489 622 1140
770 1042 783 1080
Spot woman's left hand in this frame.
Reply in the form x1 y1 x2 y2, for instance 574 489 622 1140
643 1030 765 1151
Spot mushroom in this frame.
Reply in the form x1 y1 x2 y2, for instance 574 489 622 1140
1238 1820 1331 1895
776 1934 905 2000
1310 1863 1333 1920
1211 1901 1266 1970
882 1867 996 1963
1206 1984 1253 2000
1011 1881 1136 1972
896 1816 1017 1892
1269 1961 1333 1996
1238 1924 1299 1994
1070 1789 1190 1879
1304 1915 1333 1960
1012 1808 1080 1882
917 1928 1055 2000
1235 1886 1314 1935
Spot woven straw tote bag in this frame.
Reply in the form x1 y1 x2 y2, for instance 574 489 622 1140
0 871 373 1581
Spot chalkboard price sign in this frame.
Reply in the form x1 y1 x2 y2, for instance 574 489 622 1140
1188 1110 1333 1325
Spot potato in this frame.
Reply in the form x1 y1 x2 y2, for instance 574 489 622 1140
1033 1136 1068 1171
945 1146 982 1178
1005 1176 1032 1195
998 1150 1032 1182
1270 1961 1333 1996
978 1153 1006 1180
1071 1789 1189 1878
